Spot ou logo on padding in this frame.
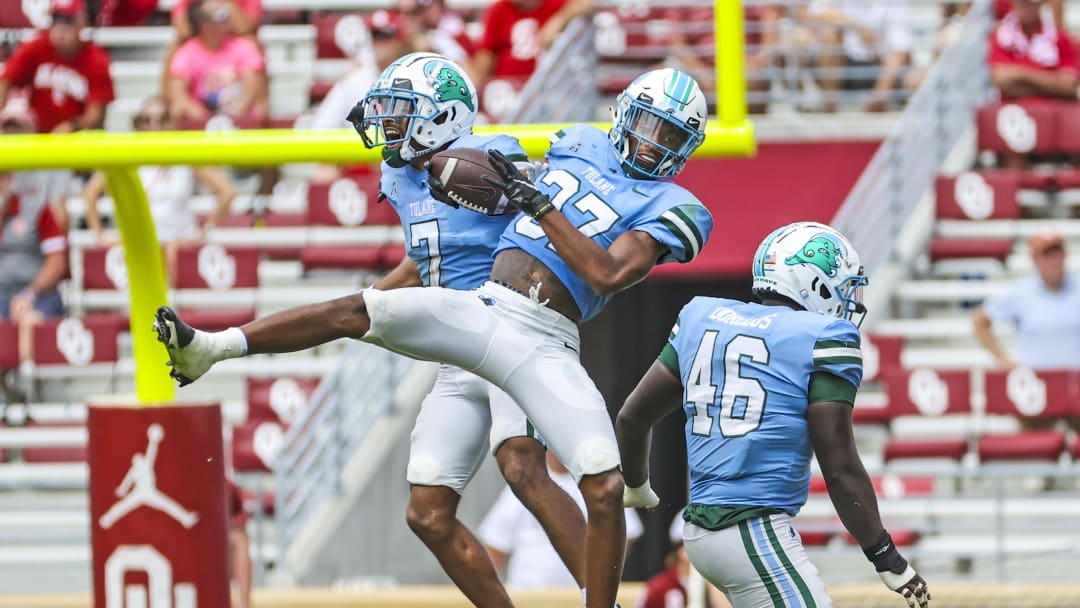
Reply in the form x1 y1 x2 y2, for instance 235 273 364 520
268 378 307 424
334 14 370 58
1006 366 1046 416
197 245 237 290
23 0 51 28
57 317 94 366
105 245 129 290
996 104 1036 153
329 178 368 226
954 172 994 220
907 368 949 416
862 337 880 381
105 545 195 608
253 422 285 470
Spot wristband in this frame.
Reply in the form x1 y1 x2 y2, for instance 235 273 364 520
862 531 908 574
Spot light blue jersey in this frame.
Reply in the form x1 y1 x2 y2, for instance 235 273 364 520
494 125 713 321
661 297 863 515
380 134 526 290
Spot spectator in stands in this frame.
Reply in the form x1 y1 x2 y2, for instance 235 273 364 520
396 0 474 65
478 450 642 589
0 103 68 363
655 5 781 115
226 478 253 608
167 0 269 123
82 96 238 283
973 230 1080 370
470 0 595 86
989 0 1079 101
0 0 115 133
93 0 161 27
995 0 1065 27
639 512 732 608
172 0 261 39
805 0 913 112
308 11 408 185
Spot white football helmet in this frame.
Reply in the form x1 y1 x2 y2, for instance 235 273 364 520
610 68 707 179
350 52 478 163
751 222 868 326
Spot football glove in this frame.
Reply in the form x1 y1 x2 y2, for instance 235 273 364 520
623 481 660 509
864 532 930 608
483 149 554 219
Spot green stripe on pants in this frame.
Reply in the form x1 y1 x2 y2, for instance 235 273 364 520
738 520 786 608
763 517 817 607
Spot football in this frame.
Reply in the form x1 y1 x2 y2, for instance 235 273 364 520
428 148 508 215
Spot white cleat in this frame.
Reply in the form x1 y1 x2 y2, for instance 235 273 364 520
153 306 216 387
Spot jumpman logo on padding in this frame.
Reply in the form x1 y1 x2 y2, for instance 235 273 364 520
98 424 199 530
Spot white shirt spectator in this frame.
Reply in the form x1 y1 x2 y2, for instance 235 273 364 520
813 0 913 62
479 469 644 588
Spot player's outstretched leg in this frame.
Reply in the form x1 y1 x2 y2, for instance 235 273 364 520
154 292 373 386
406 486 514 608
496 437 587 589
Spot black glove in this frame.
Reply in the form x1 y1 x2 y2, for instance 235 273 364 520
482 149 554 218
425 166 459 208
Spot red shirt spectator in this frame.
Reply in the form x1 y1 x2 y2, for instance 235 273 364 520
989 1 1079 100
637 564 689 608
96 0 160 26
0 0 114 133
477 0 566 78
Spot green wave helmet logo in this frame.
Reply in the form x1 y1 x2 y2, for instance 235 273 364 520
785 235 842 277
426 62 474 111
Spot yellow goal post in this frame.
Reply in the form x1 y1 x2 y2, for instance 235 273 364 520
0 0 752 404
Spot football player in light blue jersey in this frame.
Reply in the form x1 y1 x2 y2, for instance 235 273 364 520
350 52 588 608
491 69 713 322
616 222 930 608
153 66 712 608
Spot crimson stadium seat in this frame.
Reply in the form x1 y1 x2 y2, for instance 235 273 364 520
32 317 120 368
0 3 39 28
245 376 320 425
19 420 87 464
978 369 1075 462
862 333 903 382
882 369 972 463
302 173 398 272
976 99 1060 156
0 321 18 371
1057 100 1080 154
927 238 1014 263
173 244 259 290
935 170 1020 221
313 12 366 59
231 420 284 473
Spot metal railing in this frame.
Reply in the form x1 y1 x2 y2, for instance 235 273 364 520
832 0 994 276
274 340 412 553
505 17 600 124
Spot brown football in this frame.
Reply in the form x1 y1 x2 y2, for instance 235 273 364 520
428 148 508 215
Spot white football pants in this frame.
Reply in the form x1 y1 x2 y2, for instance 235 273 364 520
362 281 620 481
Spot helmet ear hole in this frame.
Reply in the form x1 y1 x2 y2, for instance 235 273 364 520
818 282 831 299
432 110 449 125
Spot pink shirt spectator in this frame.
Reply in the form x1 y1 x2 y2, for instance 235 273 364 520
171 0 263 24
169 36 265 110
